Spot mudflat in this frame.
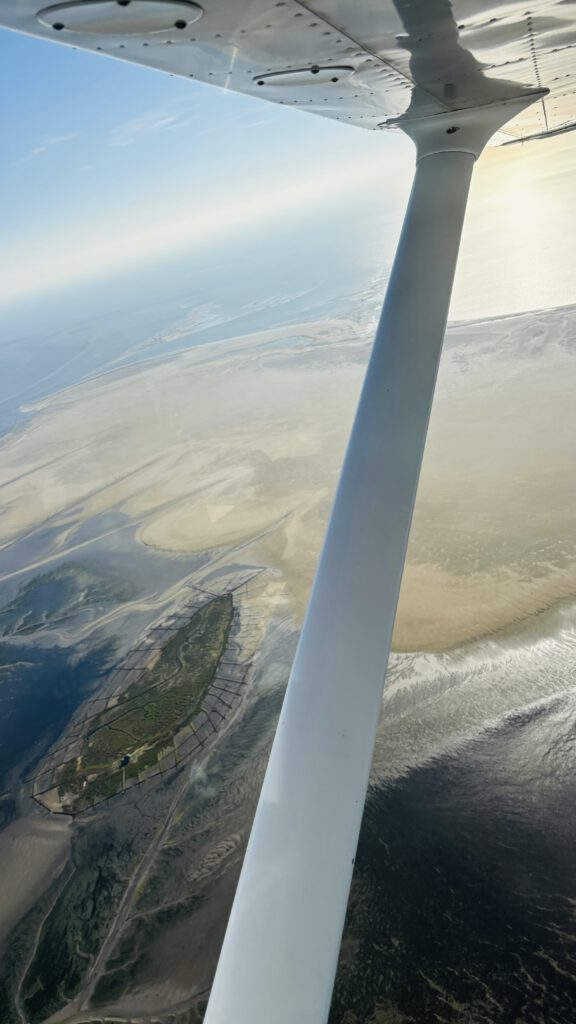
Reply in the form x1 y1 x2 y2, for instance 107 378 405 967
0 815 71 946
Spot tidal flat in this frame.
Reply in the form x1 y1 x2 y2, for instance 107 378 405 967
1 306 575 652
0 301 575 1022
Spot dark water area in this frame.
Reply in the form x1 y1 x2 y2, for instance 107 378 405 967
74 523 211 595
0 511 137 587
0 639 114 792
62 509 129 546
0 508 210 609
0 523 64 580
331 694 576 1024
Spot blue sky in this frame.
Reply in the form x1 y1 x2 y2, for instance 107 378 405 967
1 27 576 319
0 29 411 305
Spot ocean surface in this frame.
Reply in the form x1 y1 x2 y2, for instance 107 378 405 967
331 611 576 1022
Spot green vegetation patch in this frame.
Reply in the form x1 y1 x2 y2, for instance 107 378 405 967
57 594 233 811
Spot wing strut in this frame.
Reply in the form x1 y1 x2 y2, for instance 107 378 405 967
205 95 543 1024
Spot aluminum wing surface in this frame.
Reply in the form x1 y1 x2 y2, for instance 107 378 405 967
1 0 576 141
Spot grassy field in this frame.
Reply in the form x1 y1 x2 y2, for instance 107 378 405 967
57 595 233 811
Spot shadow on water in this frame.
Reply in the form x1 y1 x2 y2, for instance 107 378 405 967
331 694 576 1024
0 639 114 798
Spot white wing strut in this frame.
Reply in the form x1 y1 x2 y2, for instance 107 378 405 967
205 95 542 1024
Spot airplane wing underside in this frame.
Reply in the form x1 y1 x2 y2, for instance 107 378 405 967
1 0 576 142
